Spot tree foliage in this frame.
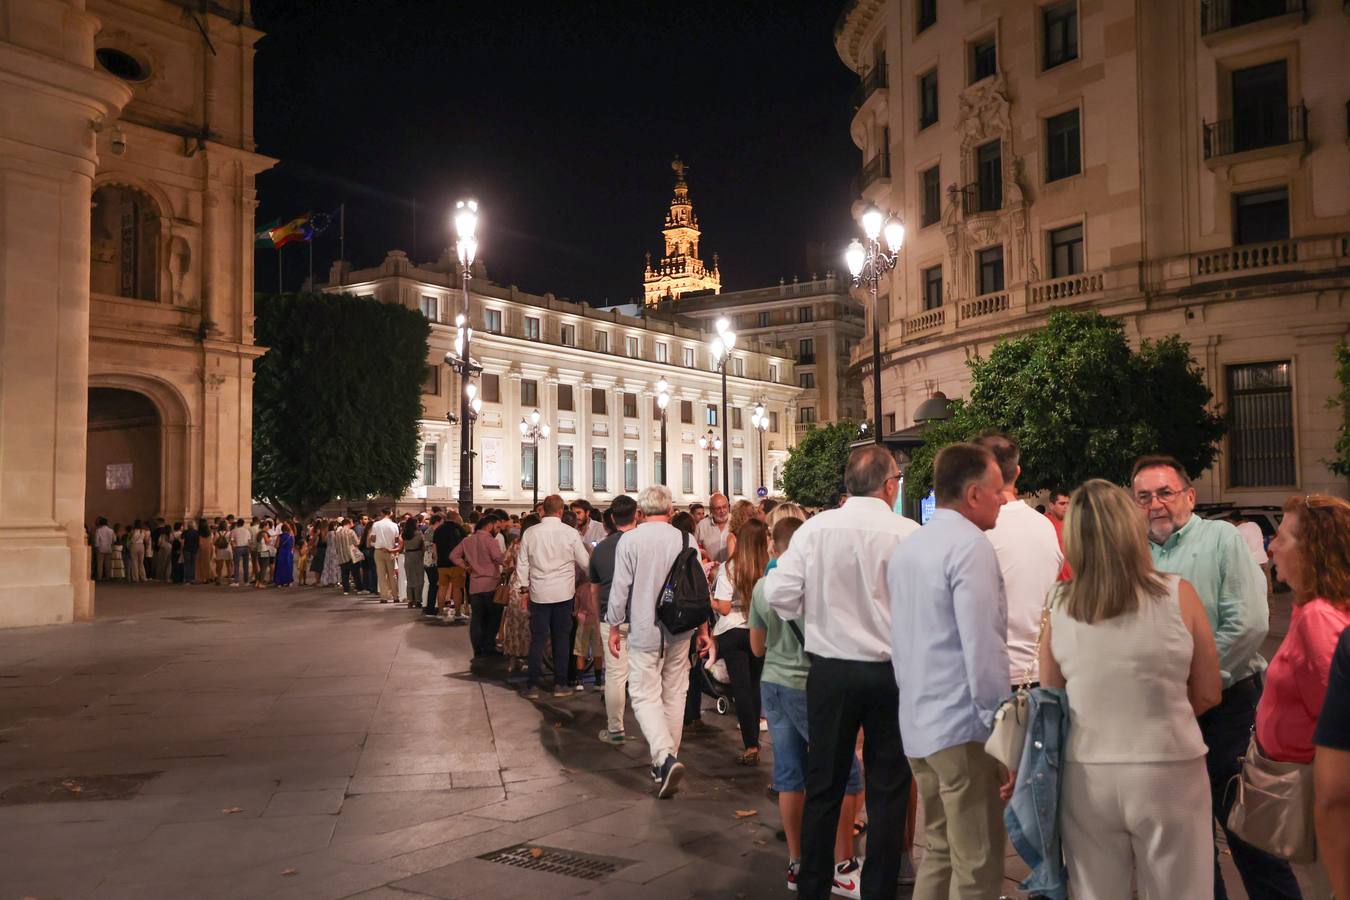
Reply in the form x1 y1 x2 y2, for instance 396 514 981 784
905 311 1226 500
1327 342 1350 478
781 420 864 508
252 292 430 518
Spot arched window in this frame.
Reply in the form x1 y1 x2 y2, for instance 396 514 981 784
91 185 160 301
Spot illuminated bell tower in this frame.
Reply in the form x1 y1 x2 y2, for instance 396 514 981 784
643 156 721 306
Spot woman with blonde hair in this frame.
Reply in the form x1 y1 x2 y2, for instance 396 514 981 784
1040 479 1222 899
713 516 770 765
766 502 806 530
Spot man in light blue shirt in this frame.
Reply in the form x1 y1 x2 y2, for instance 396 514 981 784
1131 455 1297 900
889 443 1009 899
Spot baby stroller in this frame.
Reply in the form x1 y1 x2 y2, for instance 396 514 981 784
695 650 735 715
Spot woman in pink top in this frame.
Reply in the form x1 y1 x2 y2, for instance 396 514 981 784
1255 493 1350 894
1258 495 1350 763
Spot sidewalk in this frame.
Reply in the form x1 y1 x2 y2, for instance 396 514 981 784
0 581 1282 898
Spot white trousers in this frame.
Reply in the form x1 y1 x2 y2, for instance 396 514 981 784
626 636 693 768
1062 757 1213 900
599 623 630 735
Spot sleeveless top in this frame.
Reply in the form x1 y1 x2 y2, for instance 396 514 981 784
1050 574 1207 763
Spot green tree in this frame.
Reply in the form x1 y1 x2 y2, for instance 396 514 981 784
1327 342 1350 478
252 292 430 518
781 420 863 507
905 311 1225 500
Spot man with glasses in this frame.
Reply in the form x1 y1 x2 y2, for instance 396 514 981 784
696 493 732 564
1130 455 1298 900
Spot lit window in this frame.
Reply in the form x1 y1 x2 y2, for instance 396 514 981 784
524 316 541 341
656 342 668 362
595 331 609 353
626 335 640 358
420 295 439 320
484 309 502 333
560 323 575 346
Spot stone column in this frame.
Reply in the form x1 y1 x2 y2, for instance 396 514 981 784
505 372 522 505
577 381 592 497
0 4 131 627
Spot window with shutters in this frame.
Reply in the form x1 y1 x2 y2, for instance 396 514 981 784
558 446 574 490
623 392 637 418
592 448 608 492
1227 362 1295 487
521 379 538 407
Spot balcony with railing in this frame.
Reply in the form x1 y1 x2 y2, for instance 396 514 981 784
858 153 891 194
852 65 888 110
1201 0 1305 38
958 291 1010 323
1203 104 1306 161
958 179 1002 216
902 307 945 338
1029 271 1106 307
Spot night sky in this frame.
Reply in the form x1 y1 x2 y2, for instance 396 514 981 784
250 0 860 306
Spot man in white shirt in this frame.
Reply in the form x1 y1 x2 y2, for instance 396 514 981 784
607 484 715 799
570 499 607 547
695 493 731 564
1231 512 1272 596
975 432 1062 687
767 445 919 899
368 508 401 602
93 517 115 580
517 494 591 699
229 518 253 587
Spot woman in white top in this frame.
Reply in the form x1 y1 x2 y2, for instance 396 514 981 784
1040 479 1222 900
128 521 149 583
713 517 769 765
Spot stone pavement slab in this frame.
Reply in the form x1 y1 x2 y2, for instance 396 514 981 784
0 581 1278 899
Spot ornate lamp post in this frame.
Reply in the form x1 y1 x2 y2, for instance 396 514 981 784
655 377 670 485
519 408 550 510
698 426 722 493
845 207 904 444
750 399 769 496
445 380 483 487
447 199 480 519
708 317 736 494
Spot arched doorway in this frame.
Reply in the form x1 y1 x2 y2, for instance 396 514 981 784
86 388 161 527
90 185 160 301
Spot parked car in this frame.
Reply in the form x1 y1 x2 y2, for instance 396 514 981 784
1196 503 1287 592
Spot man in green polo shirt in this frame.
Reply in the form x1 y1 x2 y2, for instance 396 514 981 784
1131 455 1299 900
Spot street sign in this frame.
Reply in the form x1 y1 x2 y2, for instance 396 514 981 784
756 486 768 498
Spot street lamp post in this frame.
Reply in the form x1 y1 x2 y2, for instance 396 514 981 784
445 381 483 488
709 318 736 495
519 408 550 510
451 199 480 519
698 426 722 495
750 399 769 496
656 378 670 486
845 207 905 444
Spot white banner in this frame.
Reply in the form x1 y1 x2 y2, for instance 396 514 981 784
481 436 503 489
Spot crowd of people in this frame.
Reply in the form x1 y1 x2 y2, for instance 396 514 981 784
86 437 1350 900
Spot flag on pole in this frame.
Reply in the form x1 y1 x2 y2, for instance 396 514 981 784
255 211 335 249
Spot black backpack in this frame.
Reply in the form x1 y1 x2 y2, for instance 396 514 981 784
655 532 712 636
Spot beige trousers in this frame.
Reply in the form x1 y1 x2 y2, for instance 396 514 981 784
375 549 397 600
1061 757 1213 900
909 742 1006 900
626 636 692 767
599 623 630 735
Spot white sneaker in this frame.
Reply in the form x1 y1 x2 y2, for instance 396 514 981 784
574 683 586 693
831 857 861 899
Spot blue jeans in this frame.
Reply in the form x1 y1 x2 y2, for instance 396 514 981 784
527 598 574 689
232 547 250 584
1201 675 1301 900
761 680 861 794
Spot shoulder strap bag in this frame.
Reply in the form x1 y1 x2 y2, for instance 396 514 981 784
984 588 1052 771
1226 737 1317 863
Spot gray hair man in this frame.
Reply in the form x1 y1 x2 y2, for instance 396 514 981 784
767 444 919 899
607 484 714 798
1130 455 1291 899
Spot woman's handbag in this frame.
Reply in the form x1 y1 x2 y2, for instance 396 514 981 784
1226 737 1317 863
492 570 512 605
985 590 1053 771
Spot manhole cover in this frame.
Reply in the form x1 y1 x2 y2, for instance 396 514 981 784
478 844 633 881
0 772 160 805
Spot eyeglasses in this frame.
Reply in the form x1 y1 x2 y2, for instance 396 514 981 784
1134 487 1187 507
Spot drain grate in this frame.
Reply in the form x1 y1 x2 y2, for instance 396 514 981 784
478 844 632 881
0 772 160 806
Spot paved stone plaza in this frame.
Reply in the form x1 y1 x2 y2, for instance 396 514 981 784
0 584 1268 899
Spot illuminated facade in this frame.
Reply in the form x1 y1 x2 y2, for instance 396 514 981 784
642 157 722 306
837 0 1348 504
323 251 800 509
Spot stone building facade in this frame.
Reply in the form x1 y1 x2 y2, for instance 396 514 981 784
0 0 269 627
672 277 868 428
837 0 1349 504
322 252 801 510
